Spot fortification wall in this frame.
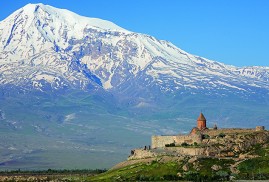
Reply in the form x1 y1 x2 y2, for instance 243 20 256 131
256 126 265 131
204 128 256 136
152 136 175 149
164 147 204 156
152 134 202 148
128 147 204 160
174 134 202 145
128 149 156 160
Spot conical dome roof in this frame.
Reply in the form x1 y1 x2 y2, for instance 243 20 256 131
197 113 206 121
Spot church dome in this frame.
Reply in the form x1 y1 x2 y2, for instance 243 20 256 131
197 113 206 121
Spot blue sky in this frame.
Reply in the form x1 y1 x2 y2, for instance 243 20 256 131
1 0 268 67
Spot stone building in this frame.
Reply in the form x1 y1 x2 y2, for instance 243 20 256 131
152 113 207 148
129 113 267 160
190 113 207 135
151 112 267 149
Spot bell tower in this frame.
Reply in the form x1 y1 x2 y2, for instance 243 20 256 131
197 113 206 130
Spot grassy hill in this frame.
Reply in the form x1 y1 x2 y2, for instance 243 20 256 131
88 141 269 181
0 144 268 181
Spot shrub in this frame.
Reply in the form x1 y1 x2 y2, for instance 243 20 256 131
183 171 199 181
216 170 229 181
202 134 210 139
218 133 226 138
165 143 175 147
163 174 180 180
181 142 189 147
136 174 149 181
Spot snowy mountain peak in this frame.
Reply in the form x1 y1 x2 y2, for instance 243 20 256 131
24 3 129 32
0 4 269 95
0 3 130 50
27 3 129 30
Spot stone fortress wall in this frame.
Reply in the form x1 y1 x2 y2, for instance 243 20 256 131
164 147 204 156
204 127 265 136
174 134 202 145
152 134 202 149
152 136 175 149
128 149 156 160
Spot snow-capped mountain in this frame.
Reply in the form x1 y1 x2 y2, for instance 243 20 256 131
0 3 269 96
1 3 269 170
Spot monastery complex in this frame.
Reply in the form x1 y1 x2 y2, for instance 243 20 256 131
151 113 265 149
128 113 268 160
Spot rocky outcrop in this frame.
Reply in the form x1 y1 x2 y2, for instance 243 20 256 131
202 131 269 157
211 164 222 171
